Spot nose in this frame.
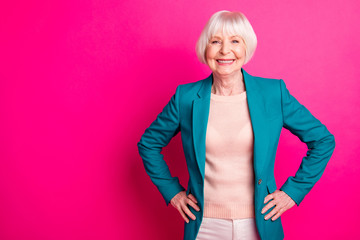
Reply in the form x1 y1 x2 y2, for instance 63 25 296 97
220 41 231 55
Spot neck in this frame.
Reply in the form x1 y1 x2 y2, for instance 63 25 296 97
211 70 245 96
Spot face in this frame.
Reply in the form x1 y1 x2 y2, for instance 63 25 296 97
205 31 247 78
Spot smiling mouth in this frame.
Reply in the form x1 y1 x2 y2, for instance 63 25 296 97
216 59 235 63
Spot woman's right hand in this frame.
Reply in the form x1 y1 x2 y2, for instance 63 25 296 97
170 191 200 223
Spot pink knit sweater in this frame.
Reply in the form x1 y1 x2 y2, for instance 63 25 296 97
203 91 255 219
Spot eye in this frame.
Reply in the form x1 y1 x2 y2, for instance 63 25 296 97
211 40 220 44
232 40 240 44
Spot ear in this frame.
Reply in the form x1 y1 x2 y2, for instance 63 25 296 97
204 48 209 65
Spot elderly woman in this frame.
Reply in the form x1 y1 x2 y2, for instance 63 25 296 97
137 10 335 240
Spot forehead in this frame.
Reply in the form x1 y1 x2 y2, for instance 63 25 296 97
208 22 243 39
211 33 242 38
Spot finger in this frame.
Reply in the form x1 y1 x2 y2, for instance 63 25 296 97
264 194 274 204
187 194 198 203
187 198 200 211
178 208 189 223
271 208 284 221
261 200 276 214
264 206 280 220
182 204 196 221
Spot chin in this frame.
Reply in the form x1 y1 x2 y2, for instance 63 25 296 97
216 69 240 75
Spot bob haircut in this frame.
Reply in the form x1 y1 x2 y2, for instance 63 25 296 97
196 10 257 65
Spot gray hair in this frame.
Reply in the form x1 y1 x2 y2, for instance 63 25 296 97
195 10 257 65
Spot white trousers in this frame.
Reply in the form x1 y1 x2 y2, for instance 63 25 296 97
196 217 261 240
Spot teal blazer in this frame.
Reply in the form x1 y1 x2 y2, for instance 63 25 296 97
137 68 335 240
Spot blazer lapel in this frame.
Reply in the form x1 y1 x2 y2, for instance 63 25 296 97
192 68 267 180
192 74 212 179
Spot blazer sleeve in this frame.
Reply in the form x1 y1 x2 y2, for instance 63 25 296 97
137 85 185 206
278 79 336 206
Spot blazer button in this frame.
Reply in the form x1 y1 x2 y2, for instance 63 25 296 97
258 179 262 185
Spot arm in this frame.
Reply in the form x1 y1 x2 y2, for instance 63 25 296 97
278 79 336 206
137 85 185 205
262 79 336 221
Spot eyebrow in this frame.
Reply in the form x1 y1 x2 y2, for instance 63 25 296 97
211 35 242 39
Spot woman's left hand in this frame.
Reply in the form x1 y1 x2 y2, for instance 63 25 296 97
261 190 296 221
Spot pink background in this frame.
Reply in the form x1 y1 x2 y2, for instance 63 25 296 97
0 0 359 239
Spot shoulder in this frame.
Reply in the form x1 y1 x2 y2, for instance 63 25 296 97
175 76 209 98
251 73 282 88
178 78 206 91
247 73 282 99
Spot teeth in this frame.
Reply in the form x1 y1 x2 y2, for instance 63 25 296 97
217 60 234 63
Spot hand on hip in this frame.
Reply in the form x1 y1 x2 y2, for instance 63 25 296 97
170 191 200 223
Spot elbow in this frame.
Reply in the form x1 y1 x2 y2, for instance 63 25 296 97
137 140 142 152
321 132 336 158
137 138 148 153
137 139 151 163
137 135 147 154
324 128 336 150
307 130 336 153
137 136 160 155
326 133 336 162
329 133 336 151
322 132 336 152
